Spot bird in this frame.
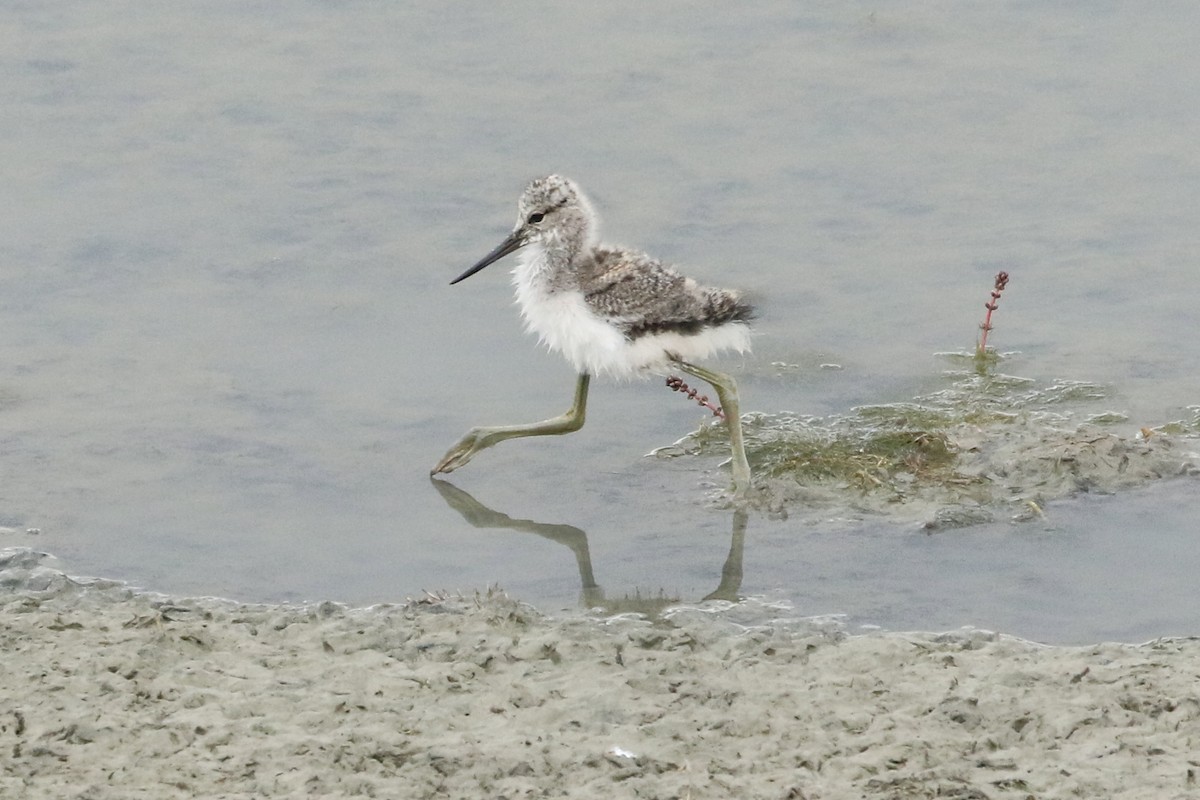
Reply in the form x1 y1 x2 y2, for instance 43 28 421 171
431 175 754 495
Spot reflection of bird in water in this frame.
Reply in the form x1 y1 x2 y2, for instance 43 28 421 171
431 478 746 613
431 478 601 608
431 175 753 495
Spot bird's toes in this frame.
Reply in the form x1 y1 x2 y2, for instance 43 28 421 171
431 451 466 474
432 433 486 474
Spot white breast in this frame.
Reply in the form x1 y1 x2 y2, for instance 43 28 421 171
511 248 631 378
510 246 751 380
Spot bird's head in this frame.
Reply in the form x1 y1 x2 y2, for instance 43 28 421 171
451 175 597 285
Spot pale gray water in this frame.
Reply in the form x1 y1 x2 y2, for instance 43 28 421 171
1 2 1198 644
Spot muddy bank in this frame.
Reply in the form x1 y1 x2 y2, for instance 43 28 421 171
3 549 1197 799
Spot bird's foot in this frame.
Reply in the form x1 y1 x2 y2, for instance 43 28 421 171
431 428 490 475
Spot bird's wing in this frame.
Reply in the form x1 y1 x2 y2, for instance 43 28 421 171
580 249 702 331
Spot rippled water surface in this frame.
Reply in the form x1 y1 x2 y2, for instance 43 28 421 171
2 2 1198 644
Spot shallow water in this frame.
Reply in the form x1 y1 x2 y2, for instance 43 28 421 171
1 2 1198 644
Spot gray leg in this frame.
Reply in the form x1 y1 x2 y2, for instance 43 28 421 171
670 360 751 496
431 373 591 475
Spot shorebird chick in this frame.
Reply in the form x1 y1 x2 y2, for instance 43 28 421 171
432 175 754 495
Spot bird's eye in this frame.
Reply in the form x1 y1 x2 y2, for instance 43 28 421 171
527 212 545 224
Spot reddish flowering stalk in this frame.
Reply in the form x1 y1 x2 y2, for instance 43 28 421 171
666 376 725 419
977 270 1009 355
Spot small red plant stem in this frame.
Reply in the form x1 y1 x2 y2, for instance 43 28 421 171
665 376 725 420
978 270 1009 353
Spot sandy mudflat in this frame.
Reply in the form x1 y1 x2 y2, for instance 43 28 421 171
2 549 1199 800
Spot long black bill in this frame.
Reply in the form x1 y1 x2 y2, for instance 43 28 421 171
450 230 526 285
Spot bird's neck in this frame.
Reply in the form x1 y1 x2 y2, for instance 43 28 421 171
514 243 568 294
514 232 590 294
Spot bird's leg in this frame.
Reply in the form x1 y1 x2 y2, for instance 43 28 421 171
431 373 591 475
669 360 751 497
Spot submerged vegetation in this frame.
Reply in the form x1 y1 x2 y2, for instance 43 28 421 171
669 365 1197 527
